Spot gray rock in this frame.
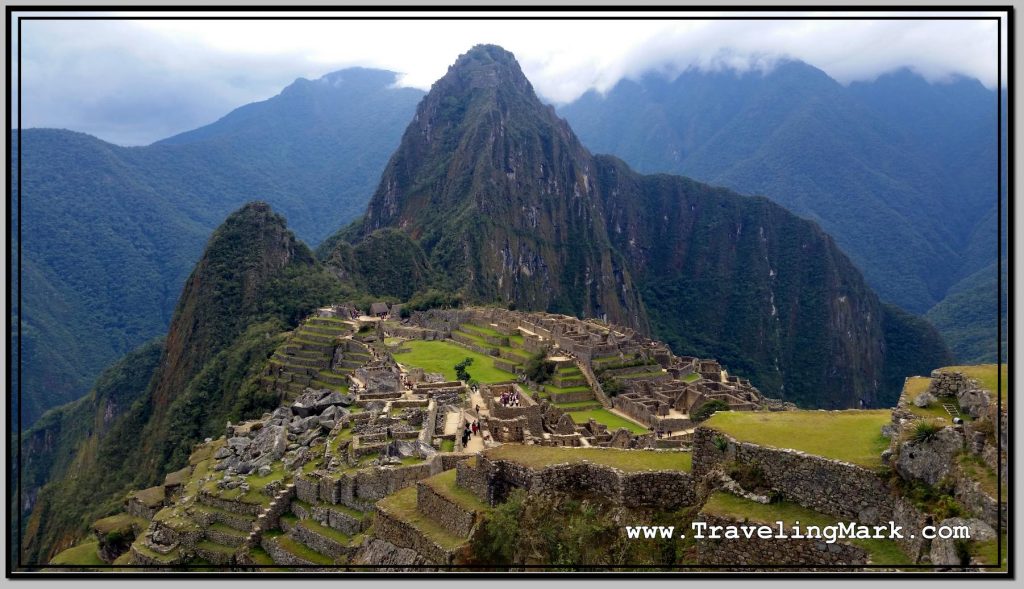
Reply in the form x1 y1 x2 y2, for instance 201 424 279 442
287 443 300 451
213 447 232 460
257 465 273 477
880 449 893 465
929 518 995 567
895 427 964 486
236 461 254 475
313 391 345 412
880 424 896 439
319 419 336 431
272 407 291 421
958 388 991 420
227 436 252 451
913 392 936 408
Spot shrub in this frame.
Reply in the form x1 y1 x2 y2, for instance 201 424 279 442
455 357 474 382
524 350 555 384
913 421 941 443
691 400 730 422
712 435 729 453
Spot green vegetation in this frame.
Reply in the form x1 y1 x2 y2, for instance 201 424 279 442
19 71 421 424
474 488 687 568
524 350 556 384
377 486 466 551
568 409 648 434
701 492 911 565
275 535 334 566
690 399 730 423
941 364 1008 405
393 340 514 383
972 533 1008 571
440 439 455 453
912 421 941 443
49 541 104 567
484 444 691 472
704 410 891 468
423 469 490 512
454 357 474 382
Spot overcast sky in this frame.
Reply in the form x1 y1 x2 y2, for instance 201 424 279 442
14 11 1005 146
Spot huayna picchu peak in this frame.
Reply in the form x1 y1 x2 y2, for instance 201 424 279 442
336 44 950 410
21 41 996 575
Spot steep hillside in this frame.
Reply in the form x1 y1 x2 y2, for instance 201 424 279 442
354 45 648 329
15 69 422 423
336 45 950 408
560 64 1003 361
21 203 349 564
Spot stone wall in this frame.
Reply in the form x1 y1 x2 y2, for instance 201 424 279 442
692 427 930 560
472 454 697 510
416 482 477 538
372 506 457 566
694 514 869 570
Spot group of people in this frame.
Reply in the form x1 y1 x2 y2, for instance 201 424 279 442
461 420 482 447
498 389 521 407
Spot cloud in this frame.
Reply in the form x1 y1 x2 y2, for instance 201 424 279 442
15 13 1004 146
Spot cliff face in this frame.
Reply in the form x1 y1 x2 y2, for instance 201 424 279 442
349 45 949 407
359 45 648 329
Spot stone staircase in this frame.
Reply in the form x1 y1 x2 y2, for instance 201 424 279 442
263 318 367 403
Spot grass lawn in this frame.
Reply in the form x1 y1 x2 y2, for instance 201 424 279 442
377 486 467 550
569 408 649 434
682 372 700 383
461 323 503 337
544 384 592 395
393 340 514 383
703 410 891 469
484 444 691 472
940 364 1008 407
440 439 455 453
50 541 104 566
422 469 490 512
702 492 912 566
901 376 963 422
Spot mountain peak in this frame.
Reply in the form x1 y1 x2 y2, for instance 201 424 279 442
435 43 533 97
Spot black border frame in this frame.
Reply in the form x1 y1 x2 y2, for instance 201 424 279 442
5 4 1014 579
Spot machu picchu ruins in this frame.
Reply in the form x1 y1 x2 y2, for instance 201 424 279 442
45 304 1006 572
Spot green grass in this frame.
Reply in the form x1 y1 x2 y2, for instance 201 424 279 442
298 517 354 545
422 469 490 512
393 340 514 383
197 540 238 556
972 533 1008 571
246 546 277 566
569 409 649 434
275 535 334 565
940 364 1008 407
552 400 602 410
508 334 525 346
956 453 1006 497
544 384 592 395
461 323 503 337
682 372 700 383
702 492 912 565
902 376 969 422
93 513 147 535
377 486 467 550
484 444 691 472
50 541 105 566
453 329 491 347
704 410 891 469
440 439 455 453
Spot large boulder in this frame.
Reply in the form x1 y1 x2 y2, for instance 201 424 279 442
913 392 937 408
895 427 964 486
957 388 991 420
928 518 995 567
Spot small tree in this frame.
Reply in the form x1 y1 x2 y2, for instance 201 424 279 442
455 357 474 382
524 350 555 384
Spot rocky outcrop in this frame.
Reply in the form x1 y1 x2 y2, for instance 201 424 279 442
894 427 964 487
